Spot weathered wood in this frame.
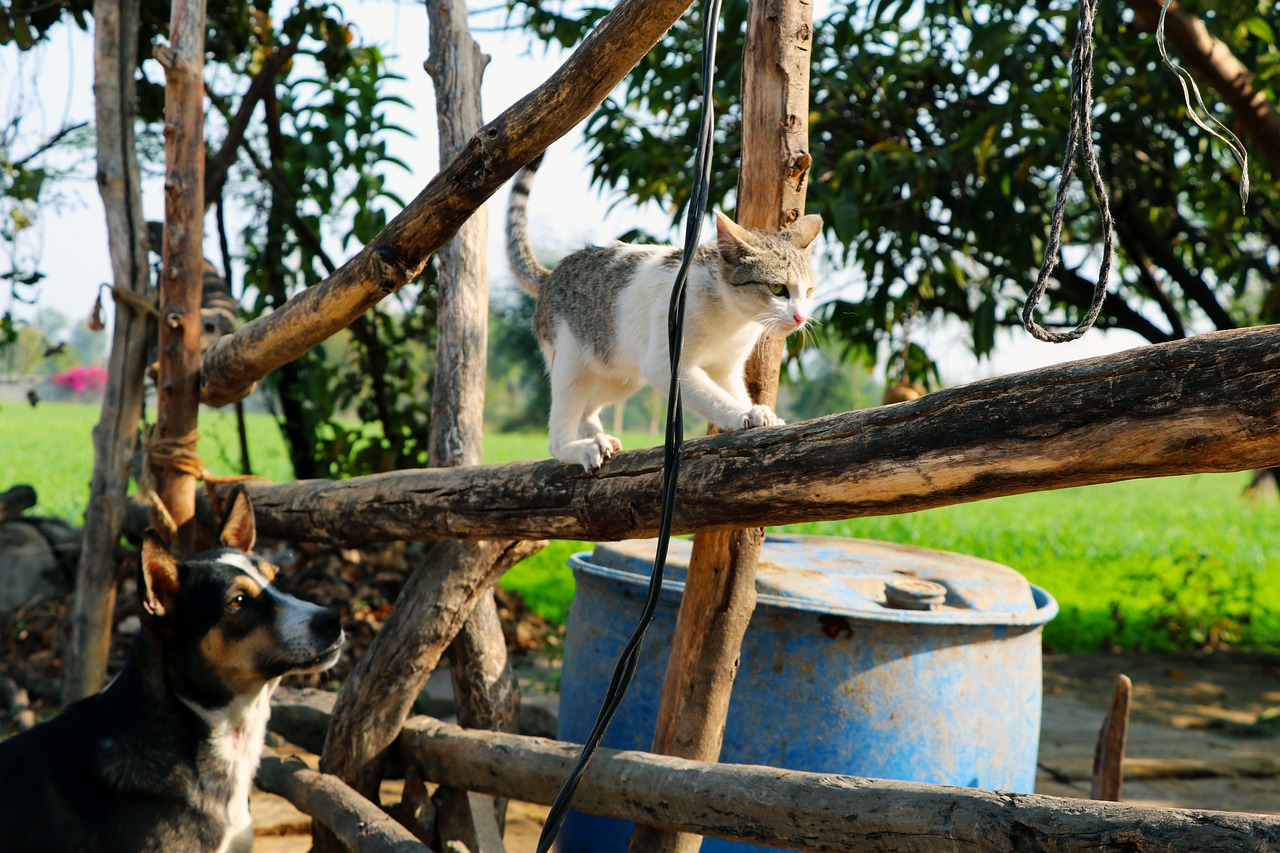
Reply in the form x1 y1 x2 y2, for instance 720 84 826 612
399 717 1280 853
255 756 431 853
198 0 697 407
1092 674 1132 802
636 3 815 849
313 5 515 850
241 325 1280 544
319 540 544 806
65 0 153 703
151 0 206 553
423 0 518 770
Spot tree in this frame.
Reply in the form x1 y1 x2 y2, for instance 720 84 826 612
508 0 1279 370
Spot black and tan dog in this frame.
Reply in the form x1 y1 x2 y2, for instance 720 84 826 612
0 492 343 852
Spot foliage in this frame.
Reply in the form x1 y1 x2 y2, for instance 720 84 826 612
508 0 1280 371
486 292 551 432
3 0 422 479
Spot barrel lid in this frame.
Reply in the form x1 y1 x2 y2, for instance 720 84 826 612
574 535 1055 626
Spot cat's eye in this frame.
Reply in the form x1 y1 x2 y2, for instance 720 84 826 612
767 282 789 298
806 287 815 298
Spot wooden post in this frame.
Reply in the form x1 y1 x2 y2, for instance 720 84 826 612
633 2 814 849
315 539 544 852
1091 674 1133 802
64 0 154 703
151 0 206 552
425 0 519 844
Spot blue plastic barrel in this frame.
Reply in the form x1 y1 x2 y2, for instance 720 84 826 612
555 535 1058 853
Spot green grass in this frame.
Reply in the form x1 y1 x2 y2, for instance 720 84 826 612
4 401 1277 652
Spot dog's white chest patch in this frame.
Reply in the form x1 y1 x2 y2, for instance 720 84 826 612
185 684 275 853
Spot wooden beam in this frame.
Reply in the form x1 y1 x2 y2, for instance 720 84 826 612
198 0 697 407
151 0 206 552
398 717 1280 852
255 757 431 853
636 3 816 849
238 325 1280 544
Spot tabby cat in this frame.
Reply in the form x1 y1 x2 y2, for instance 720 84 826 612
506 155 823 472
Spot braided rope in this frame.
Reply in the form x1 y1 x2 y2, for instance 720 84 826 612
1021 0 1114 344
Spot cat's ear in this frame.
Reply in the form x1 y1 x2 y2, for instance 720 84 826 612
714 210 756 260
788 215 824 252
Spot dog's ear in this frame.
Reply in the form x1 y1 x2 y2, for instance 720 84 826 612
140 531 181 619
219 488 256 553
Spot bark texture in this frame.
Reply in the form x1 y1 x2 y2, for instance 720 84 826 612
199 0 697 407
256 757 430 852
318 540 544 811
240 325 1280 544
422 0 518 764
151 0 207 553
400 718 1280 853
65 0 153 703
636 3 815 849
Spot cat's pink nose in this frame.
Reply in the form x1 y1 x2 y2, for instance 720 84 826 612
793 312 806 326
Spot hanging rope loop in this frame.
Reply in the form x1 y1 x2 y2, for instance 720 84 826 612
1021 0 1114 344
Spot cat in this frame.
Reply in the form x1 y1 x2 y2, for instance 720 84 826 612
506 154 824 473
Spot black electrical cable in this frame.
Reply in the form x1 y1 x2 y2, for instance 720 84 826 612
533 1 724 850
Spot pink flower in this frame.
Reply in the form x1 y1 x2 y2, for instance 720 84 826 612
52 365 109 393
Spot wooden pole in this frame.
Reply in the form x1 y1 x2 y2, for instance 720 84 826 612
1091 674 1133 802
235 323 1280 544
398 717 1280 853
638 6 813 844
256 757 430 853
151 0 206 552
429 0 516 846
198 0 696 408
317 539 544 850
64 0 154 703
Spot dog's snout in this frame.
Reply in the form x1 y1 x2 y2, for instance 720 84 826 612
311 608 342 644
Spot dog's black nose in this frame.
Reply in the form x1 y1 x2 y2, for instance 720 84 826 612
310 608 343 645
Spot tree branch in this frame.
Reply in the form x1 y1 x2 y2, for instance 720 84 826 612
202 43 299 208
1128 0 1280 176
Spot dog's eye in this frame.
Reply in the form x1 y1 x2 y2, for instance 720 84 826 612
228 594 247 610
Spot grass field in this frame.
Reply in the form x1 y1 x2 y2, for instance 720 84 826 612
3 401 1277 653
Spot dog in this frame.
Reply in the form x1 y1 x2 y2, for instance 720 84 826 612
0 491 344 852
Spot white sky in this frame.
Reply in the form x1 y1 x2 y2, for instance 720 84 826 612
2 0 1148 386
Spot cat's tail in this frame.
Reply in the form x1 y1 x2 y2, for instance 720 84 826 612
506 153 552 296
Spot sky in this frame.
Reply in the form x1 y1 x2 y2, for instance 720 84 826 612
1 0 1149 386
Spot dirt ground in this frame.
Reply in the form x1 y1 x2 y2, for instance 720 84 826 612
250 650 1280 851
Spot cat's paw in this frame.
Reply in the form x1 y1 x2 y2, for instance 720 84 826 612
563 434 624 473
741 405 784 429
594 433 623 460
